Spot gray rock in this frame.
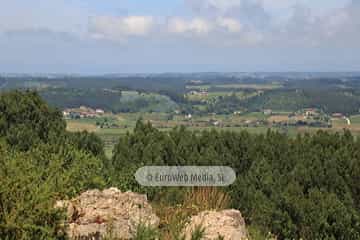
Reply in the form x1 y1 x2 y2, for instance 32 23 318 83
184 209 248 240
55 187 159 239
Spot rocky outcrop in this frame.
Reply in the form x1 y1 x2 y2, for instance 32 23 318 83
184 209 248 240
55 188 159 240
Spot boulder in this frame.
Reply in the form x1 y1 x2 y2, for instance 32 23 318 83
184 209 248 240
55 187 159 239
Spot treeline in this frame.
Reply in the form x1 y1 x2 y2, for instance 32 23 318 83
40 88 122 112
1 76 188 94
242 89 360 115
5 75 360 115
111 122 360 239
206 93 245 114
40 88 180 113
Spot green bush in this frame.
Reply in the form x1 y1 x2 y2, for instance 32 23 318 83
0 141 105 239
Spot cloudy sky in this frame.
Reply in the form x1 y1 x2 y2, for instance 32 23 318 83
0 0 358 73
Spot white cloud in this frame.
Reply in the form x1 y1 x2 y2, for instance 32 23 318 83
321 9 349 37
1 0 357 49
167 17 243 35
189 18 213 34
168 17 212 34
279 1 359 45
89 15 154 40
200 0 243 12
165 16 264 46
216 17 242 33
167 18 188 33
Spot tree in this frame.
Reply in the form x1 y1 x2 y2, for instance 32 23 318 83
0 90 66 150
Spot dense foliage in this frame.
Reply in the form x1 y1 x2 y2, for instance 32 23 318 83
41 88 122 112
0 90 66 151
112 121 360 239
206 93 245 114
243 89 360 115
0 91 106 239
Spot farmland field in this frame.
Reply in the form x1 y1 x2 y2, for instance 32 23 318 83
186 83 282 90
66 111 360 158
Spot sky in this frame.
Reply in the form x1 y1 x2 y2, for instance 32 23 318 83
0 0 359 74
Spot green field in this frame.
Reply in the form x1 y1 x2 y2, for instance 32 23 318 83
66 111 360 158
186 83 282 90
186 91 258 102
350 115 360 124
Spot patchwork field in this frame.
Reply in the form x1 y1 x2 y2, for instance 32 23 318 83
186 83 282 90
66 111 360 158
186 91 260 102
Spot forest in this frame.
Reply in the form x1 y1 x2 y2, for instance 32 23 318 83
3 74 360 115
2 90 360 239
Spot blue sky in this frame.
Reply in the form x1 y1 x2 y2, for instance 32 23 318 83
0 0 358 73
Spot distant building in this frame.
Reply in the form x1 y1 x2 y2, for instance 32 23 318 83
332 113 344 118
188 80 203 84
62 111 70 118
185 114 192 119
263 109 272 115
188 89 208 96
304 108 318 117
189 91 199 95
79 106 88 111
63 106 104 119
95 109 105 115
199 91 208 96
210 119 220 126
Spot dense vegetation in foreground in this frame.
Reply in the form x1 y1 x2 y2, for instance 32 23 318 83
2 90 360 239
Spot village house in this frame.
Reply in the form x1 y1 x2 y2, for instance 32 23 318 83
209 119 221 127
233 111 242 115
185 114 192 120
63 107 105 119
304 108 318 117
95 109 105 115
189 89 208 96
263 109 272 115
332 113 344 118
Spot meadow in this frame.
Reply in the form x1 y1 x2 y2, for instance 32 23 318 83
66 111 360 158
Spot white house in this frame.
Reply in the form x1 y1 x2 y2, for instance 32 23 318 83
95 109 105 115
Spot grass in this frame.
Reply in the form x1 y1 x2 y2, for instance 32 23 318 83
153 187 231 240
188 225 206 240
186 83 283 90
104 145 114 159
66 120 98 132
133 223 160 240
213 83 282 90
268 115 290 123
186 83 282 90
186 91 254 102
183 187 231 211
241 112 269 120
350 115 360 124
